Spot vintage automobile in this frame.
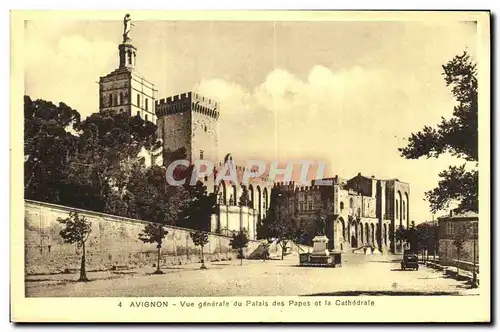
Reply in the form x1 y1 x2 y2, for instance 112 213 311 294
401 252 419 271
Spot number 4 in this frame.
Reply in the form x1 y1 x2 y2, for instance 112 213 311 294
118 302 122 307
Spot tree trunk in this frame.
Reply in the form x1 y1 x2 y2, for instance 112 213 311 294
201 246 206 269
240 248 243 266
457 248 460 275
154 246 163 274
78 241 89 282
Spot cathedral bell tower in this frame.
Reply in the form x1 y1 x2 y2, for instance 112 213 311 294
98 14 157 124
118 14 137 70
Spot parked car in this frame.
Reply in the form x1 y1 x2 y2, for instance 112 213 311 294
401 253 419 271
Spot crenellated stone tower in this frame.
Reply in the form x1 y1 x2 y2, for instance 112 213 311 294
155 92 220 164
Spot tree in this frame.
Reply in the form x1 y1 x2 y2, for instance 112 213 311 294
66 110 159 212
267 217 297 260
239 185 251 207
180 180 217 231
58 211 92 282
138 222 169 274
126 164 188 225
415 222 439 261
399 51 478 213
230 230 249 266
190 231 209 269
24 96 80 203
452 222 471 275
394 222 419 253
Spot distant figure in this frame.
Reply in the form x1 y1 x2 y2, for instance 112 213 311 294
263 244 270 262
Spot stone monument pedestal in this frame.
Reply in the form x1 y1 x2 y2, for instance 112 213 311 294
310 235 332 265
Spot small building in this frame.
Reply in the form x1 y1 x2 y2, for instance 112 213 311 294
438 210 478 268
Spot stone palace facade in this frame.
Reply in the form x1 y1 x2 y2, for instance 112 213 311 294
97 19 410 253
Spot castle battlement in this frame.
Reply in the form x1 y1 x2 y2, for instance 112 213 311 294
155 91 219 119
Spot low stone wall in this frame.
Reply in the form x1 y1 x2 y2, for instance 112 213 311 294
25 200 261 275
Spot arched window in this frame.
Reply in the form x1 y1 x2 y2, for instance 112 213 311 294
145 114 148 122
340 201 344 211
113 94 118 106
145 98 149 111
108 94 113 107
402 201 406 220
120 92 124 105
248 184 254 208
137 94 140 107
396 200 399 219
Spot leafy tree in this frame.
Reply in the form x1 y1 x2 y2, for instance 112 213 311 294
415 222 439 261
180 180 217 231
266 216 297 260
230 230 249 266
126 165 188 225
66 110 159 212
190 231 209 269
57 211 92 282
239 185 251 207
399 51 478 213
452 222 471 275
395 222 419 252
138 222 169 274
24 96 80 203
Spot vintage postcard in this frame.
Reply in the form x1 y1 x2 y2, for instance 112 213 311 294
10 10 490 323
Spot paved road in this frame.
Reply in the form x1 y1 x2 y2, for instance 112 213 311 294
25 253 478 297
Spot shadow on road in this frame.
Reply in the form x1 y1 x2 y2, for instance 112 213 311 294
302 290 461 296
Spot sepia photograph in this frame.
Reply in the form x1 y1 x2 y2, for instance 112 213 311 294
10 10 490 322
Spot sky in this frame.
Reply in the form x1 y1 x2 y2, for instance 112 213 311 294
24 17 478 223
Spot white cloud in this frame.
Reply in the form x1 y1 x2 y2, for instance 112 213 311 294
193 78 253 114
25 30 116 119
192 64 463 223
